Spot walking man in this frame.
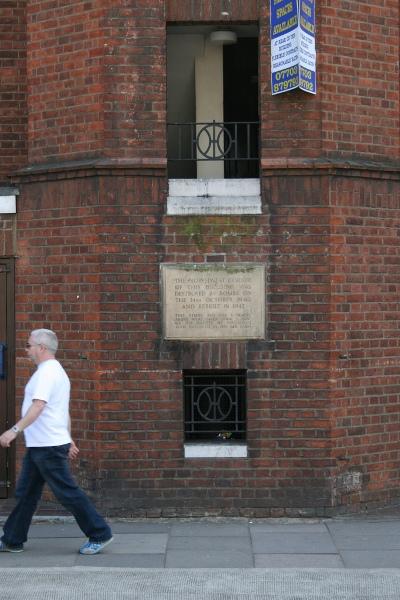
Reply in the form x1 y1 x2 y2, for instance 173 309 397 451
0 329 113 555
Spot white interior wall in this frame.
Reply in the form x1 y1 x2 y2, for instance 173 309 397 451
167 33 225 179
167 34 203 124
195 39 224 178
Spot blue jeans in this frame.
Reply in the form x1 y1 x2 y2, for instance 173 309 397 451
1 444 112 548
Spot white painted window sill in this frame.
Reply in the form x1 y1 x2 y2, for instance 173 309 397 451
0 188 18 214
184 443 248 458
167 178 261 215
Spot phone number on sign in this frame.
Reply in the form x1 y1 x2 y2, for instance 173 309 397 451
273 65 298 93
300 67 315 91
273 77 298 93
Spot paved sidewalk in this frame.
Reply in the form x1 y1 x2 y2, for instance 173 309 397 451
0 515 399 569
1 516 400 599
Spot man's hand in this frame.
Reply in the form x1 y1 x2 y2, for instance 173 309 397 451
69 440 79 460
0 429 18 448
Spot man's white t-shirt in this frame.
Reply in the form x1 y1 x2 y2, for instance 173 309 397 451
22 358 72 447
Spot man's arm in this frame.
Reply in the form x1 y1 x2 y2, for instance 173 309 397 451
0 399 46 448
68 415 79 460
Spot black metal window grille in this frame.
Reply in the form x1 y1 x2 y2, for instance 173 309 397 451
167 121 259 179
168 121 259 161
184 371 246 442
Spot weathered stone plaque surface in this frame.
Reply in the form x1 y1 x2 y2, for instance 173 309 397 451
162 264 265 340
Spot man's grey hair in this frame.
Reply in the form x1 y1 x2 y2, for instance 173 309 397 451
31 329 58 354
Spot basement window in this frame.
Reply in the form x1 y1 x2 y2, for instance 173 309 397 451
183 370 247 458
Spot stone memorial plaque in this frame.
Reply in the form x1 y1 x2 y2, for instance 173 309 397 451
162 264 265 340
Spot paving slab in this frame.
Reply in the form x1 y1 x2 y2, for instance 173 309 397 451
250 522 327 533
326 520 400 538
254 553 344 568
165 549 254 568
251 531 338 554
166 534 253 568
27 522 83 538
330 534 400 551
167 535 251 552
170 522 249 537
109 533 168 554
340 550 400 569
0 537 78 567
109 522 171 534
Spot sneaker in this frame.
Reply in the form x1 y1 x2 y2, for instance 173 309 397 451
79 537 113 555
0 540 24 553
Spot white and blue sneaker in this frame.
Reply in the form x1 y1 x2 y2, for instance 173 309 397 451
79 537 113 555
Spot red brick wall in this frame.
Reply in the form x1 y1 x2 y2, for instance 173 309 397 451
103 1 166 160
1 1 399 516
12 169 169 501
330 173 400 508
0 0 27 183
25 0 167 165
319 1 399 161
27 0 106 163
12 169 336 516
166 0 259 21
23 1 400 166
263 172 333 508
14 174 102 476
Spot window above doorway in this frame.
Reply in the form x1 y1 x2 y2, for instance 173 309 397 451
166 24 261 215
167 24 259 180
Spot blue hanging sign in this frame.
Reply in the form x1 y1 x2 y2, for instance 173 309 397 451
299 0 316 94
270 0 316 95
270 0 299 95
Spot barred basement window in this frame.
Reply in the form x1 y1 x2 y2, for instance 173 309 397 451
184 371 246 442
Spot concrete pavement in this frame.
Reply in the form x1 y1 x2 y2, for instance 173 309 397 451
1 515 400 598
1 515 400 568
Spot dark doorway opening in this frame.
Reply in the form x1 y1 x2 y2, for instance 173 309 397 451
0 258 15 497
223 37 259 178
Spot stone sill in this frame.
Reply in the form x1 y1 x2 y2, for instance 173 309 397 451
184 443 248 458
167 178 261 215
0 188 19 214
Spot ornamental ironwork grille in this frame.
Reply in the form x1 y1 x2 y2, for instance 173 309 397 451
184 371 246 442
167 121 259 178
